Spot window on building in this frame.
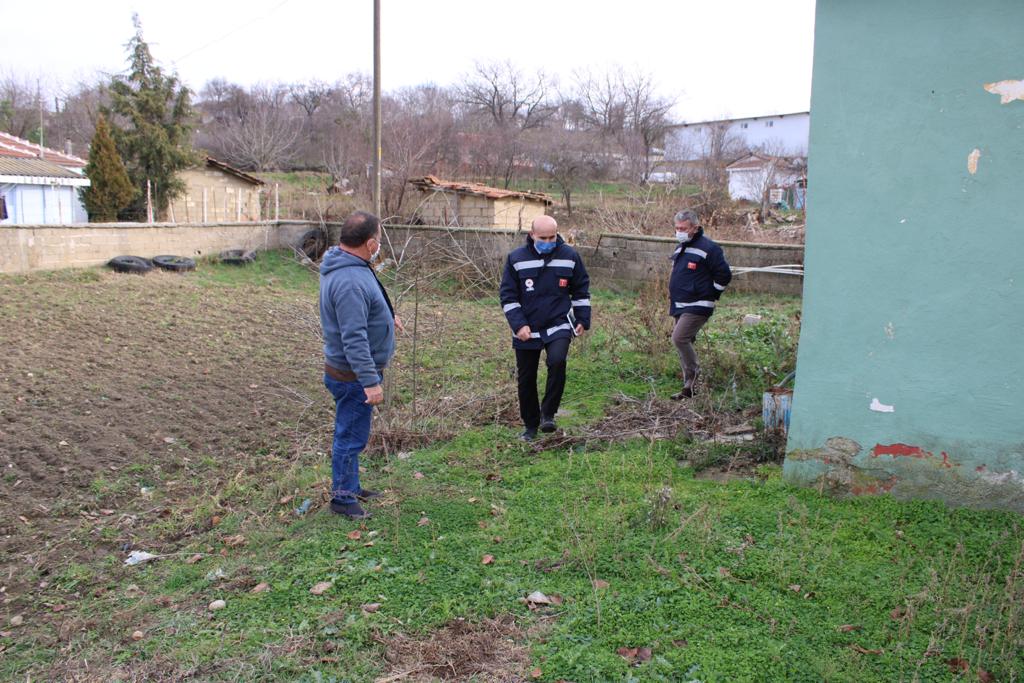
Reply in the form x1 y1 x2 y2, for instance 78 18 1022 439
0 195 7 221
766 120 774 127
740 123 749 129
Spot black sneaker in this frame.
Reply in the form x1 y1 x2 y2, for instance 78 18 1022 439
356 489 382 501
329 500 372 519
520 428 537 442
539 418 557 433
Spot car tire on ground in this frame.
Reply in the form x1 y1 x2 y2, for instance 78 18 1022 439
152 255 197 272
219 249 256 265
298 228 328 260
108 256 153 275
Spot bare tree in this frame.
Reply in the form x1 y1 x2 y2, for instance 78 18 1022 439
0 71 44 140
457 61 555 187
198 83 298 171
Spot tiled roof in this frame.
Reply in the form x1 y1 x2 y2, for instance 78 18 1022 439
206 157 264 185
0 131 88 168
409 175 553 205
726 154 805 172
0 157 84 178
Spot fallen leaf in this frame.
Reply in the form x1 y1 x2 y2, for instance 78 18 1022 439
837 624 862 632
530 668 542 679
224 534 246 547
492 536 503 543
363 541 375 547
944 658 969 674
672 639 688 648
211 515 221 526
279 495 294 505
525 591 552 606
549 594 564 606
482 554 494 565
413 471 424 479
486 473 502 482
477 520 488 529
9 616 23 627
250 582 270 594
637 647 653 661
186 553 203 564
468 497 478 503
849 644 883 655
346 530 362 540
417 517 430 527
593 579 610 590
100 509 115 516
978 668 994 682
310 581 333 596
208 599 226 611
788 584 801 592
890 606 907 621
717 567 732 578
163 437 176 444
361 602 381 613
616 646 639 659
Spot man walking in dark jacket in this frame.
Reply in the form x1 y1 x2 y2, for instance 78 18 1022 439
668 209 732 398
500 216 591 440
319 211 399 519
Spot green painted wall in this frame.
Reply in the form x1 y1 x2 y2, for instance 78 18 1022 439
784 0 1024 510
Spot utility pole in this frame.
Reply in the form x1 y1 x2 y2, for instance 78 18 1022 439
372 0 382 218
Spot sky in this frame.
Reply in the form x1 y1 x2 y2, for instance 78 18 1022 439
2 0 816 123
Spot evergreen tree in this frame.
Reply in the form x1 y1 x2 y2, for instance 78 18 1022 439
80 115 135 222
106 15 197 220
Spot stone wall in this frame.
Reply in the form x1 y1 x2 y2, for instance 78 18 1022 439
492 197 548 230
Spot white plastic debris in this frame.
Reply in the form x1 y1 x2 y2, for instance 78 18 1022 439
124 551 158 566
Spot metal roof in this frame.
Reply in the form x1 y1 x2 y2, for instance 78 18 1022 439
0 157 84 178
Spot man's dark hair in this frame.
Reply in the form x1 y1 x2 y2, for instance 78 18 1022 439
339 211 380 247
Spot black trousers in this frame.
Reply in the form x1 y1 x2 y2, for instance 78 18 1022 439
515 336 571 430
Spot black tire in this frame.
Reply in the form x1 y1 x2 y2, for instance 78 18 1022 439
108 255 153 275
219 249 256 266
298 229 328 260
152 255 197 272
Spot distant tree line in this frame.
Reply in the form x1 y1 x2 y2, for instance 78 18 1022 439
2 22 690 220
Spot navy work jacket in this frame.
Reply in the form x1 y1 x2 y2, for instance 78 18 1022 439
668 227 732 318
500 234 591 349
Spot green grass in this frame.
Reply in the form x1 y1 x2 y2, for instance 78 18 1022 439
3 256 1021 682
190 249 318 292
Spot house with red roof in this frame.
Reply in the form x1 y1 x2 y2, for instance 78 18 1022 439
0 132 90 224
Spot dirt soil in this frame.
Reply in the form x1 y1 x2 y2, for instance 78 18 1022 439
0 269 325 597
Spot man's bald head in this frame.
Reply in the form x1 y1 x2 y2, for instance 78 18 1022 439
531 215 558 241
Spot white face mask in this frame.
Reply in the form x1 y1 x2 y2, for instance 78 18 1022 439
675 230 691 242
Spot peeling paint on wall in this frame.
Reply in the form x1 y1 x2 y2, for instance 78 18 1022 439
984 79 1024 104
869 398 895 413
884 322 895 339
967 148 981 175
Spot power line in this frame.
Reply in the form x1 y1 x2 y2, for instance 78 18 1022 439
172 0 296 65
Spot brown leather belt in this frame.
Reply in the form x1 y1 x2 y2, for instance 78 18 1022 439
324 364 358 382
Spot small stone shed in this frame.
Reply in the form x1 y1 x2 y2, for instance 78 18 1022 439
409 175 552 229
169 157 264 223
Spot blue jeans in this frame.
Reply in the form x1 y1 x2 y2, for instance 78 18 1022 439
324 374 374 504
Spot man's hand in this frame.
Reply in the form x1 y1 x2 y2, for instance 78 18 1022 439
394 316 406 334
515 325 533 342
363 384 384 405
575 324 585 337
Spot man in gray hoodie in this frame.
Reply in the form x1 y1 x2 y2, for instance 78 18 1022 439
319 211 398 519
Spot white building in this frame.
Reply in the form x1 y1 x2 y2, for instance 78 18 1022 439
726 153 806 205
0 132 90 224
665 111 810 162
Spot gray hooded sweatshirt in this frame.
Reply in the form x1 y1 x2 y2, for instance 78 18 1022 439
319 247 395 387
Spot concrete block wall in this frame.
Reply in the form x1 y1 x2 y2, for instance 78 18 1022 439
492 198 548 230
0 222 280 273
168 169 262 223
375 224 803 296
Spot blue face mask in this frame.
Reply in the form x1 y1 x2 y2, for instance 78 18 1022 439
534 240 557 254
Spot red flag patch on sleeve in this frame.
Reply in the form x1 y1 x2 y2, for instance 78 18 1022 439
558 278 569 287
687 261 698 270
